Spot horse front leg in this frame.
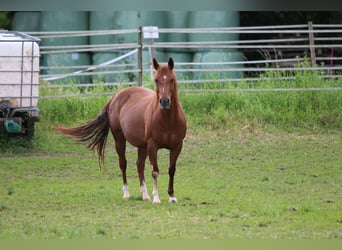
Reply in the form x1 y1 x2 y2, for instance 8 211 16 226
137 147 150 201
168 143 183 203
148 142 161 204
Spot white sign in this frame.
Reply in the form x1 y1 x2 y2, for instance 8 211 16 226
143 26 159 39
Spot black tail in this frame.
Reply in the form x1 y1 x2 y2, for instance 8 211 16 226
54 102 111 167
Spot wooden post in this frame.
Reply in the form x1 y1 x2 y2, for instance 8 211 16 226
149 38 155 80
142 26 159 81
149 38 155 61
137 26 143 87
308 21 316 66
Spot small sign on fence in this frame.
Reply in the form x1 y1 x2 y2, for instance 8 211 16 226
143 26 159 39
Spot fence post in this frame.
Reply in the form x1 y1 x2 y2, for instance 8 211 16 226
138 26 143 87
308 21 316 66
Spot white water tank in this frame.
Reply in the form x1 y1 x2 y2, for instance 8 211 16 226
0 31 40 108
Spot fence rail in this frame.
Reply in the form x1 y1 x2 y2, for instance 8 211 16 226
27 23 342 94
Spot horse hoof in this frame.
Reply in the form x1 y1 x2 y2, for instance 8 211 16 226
152 198 161 204
142 196 151 201
123 195 130 200
169 197 177 203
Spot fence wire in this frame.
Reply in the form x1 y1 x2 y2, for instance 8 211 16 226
27 23 342 96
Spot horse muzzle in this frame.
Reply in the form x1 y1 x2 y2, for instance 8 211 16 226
159 97 171 110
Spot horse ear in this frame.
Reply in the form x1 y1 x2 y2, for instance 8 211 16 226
152 57 159 70
168 57 174 70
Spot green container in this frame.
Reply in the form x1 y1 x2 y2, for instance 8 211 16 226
166 11 189 52
40 11 91 83
188 11 243 80
40 11 89 46
11 12 41 32
90 11 121 45
188 11 239 52
112 11 141 43
192 51 243 80
5 119 22 133
90 11 138 83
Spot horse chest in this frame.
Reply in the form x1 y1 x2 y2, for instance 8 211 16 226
154 131 179 148
151 120 185 148
148 103 186 148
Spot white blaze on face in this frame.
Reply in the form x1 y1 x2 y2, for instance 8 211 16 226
163 75 167 80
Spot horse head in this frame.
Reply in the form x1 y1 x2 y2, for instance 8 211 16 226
153 57 177 110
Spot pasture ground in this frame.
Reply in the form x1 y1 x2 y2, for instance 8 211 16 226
0 121 341 239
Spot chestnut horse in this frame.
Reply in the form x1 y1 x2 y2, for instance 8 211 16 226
54 57 186 204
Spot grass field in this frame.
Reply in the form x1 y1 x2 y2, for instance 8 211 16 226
0 69 341 239
0 120 341 239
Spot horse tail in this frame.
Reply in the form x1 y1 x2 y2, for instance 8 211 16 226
54 101 111 167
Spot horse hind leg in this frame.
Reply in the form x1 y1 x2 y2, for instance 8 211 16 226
113 131 130 200
137 147 150 201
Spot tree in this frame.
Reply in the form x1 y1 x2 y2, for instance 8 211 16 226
0 12 14 30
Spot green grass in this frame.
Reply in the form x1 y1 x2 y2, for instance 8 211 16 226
0 122 341 239
178 60 341 131
0 68 341 239
180 89 341 133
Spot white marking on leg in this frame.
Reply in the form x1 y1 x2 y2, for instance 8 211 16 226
152 189 161 204
169 197 177 203
140 181 151 201
123 184 130 200
152 178 161 204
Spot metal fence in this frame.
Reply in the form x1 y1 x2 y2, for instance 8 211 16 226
28 23 342 94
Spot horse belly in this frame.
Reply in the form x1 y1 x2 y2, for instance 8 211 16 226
110 87 154 147
120 105 148 147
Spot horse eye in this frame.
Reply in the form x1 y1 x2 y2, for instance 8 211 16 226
154 79 158 84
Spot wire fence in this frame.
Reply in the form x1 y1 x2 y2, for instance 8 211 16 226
27 23 342 96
